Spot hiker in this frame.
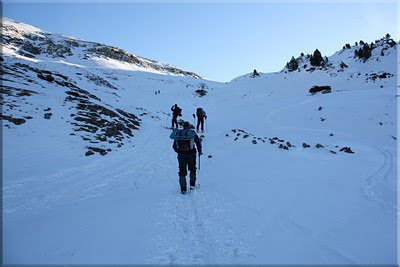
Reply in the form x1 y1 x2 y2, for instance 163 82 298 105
171 121 202 194
170 104 182 128
193 107 207 133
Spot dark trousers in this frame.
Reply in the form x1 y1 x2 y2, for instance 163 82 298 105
178 156 196 191
196 117 204 132
172 116 178 128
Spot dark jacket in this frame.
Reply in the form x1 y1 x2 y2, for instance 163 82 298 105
171 105 182 117
196 108 207 119
173 133 202 158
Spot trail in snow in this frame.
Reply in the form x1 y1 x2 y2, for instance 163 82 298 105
147 115 253 264
362 147 397 214
151 184 253 264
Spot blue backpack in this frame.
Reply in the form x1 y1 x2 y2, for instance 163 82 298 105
170 129 196 152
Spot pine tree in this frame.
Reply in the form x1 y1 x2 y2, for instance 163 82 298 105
310 49 323 66
357 48 364 58
354 44 372 61
252 69 259 77
362 43 371 60
287 56 298 72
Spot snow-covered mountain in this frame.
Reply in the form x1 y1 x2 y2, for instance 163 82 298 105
2 18 398 265
281 35 396 75
2 18 202 77
1 17 211 157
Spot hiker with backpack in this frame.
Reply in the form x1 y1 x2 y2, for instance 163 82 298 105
170 104 182 128
193 107 207 133
170 121 202 194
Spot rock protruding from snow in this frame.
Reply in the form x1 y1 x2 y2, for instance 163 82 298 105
309 85 331 95
339 147 355 154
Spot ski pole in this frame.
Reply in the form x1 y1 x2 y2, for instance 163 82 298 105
206 118 208 132
198 153 201 171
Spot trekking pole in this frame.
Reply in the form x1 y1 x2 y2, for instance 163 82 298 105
192 114 195 128
206 118 208 132
198 153 201 171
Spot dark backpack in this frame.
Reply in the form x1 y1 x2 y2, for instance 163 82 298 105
196 108 204 117
173 107 182 116
176 139 194 152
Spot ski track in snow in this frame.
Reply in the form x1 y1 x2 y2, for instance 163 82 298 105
263 92 397 216
362 147 397 214
277 216 357 264
3 116 171 217
147 116 253 264
151 185 253 264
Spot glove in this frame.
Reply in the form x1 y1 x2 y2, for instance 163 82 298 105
198 151 203 156
193 114 195 118
205 116 207 119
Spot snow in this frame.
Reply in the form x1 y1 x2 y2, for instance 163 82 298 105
89 56 176 75
1 17 200 79
2 18 398 265
2 17 44 36
2 46 40 63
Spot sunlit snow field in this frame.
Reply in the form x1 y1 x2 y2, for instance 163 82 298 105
2 18 398 264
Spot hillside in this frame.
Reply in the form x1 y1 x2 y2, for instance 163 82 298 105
2 18 398 265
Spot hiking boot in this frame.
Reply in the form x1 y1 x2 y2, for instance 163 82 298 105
190 185 195 190
181 190 187 195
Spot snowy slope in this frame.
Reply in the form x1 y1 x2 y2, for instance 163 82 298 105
2 18 398 265
1 18 202 77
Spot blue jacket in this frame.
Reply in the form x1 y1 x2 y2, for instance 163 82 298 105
173 133 202 158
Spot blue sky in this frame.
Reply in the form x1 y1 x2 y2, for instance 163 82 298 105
3 2 397 82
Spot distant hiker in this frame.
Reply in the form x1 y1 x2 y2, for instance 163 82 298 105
193 107 207 133
251 69 260 77
155 91 157 95
158 90 160 94
170 121 202 194
171 104 182 128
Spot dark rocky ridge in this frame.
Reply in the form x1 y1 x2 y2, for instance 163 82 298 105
0 60 141 156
